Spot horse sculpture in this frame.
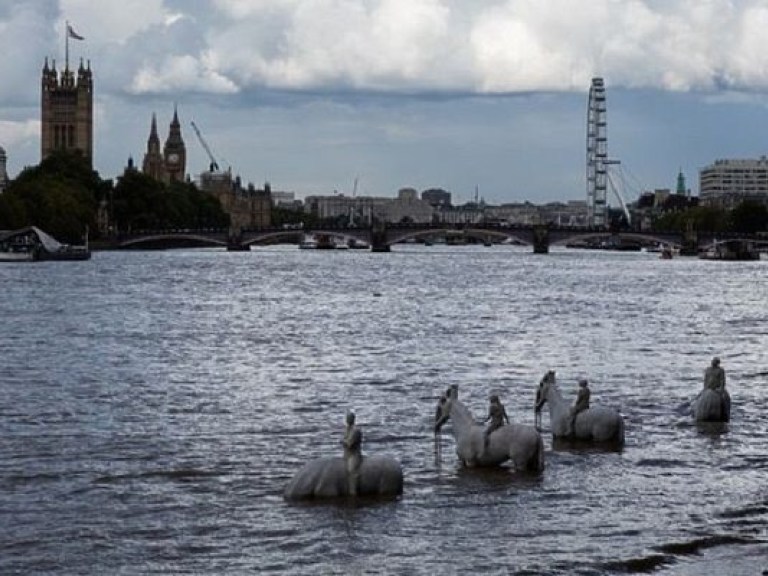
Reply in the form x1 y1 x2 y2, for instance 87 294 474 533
284 455 403 501
689 388 731 423
434 390 544 473
534 370 625 447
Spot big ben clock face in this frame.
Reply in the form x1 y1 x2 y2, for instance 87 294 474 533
168 153 179 164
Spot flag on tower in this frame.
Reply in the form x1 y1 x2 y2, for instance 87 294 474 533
67 24 84 40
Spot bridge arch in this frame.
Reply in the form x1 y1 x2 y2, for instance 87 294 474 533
118 233 228 249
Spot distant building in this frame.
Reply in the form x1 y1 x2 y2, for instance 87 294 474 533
41 57 93 165
700 157 768 209
387 191 433 223
198 170 271 230
304 193 389 225
438 203 485 225
539 201 589 226
483 202 539 225
303 191 434 225
421 188 452 208
271 191 296 207
141 108 187 184
0 145 7 194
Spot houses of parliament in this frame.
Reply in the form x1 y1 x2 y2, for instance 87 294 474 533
38 56 270 230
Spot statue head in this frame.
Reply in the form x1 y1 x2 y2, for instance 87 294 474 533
346 412 356 426
712 357 720 367
579 378 589 388
490 394 499 403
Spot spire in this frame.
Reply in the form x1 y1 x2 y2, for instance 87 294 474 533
146 113 161 153
676 168 687 196
166 105 183 143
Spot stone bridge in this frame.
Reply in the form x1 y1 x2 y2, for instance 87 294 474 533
107 223 748 254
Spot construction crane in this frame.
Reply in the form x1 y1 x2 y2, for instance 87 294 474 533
190 121 220 172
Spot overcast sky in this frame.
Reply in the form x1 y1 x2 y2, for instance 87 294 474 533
3 0 768 204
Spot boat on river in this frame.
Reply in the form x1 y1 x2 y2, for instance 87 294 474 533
298 235 318 249
0 226 91 262
699 239 759 261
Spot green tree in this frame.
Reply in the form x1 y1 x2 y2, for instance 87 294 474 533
3 151 99 242
112 170 166 231
112 171 229 232
0 193 28 229
653 206 728 233
729 200 768 233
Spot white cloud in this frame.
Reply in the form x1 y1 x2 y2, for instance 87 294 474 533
130 54 239 95
60 0 172 44
200 0 768 94
9 0 768 99
0 119 39 146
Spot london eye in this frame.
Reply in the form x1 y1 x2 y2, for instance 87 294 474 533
586 77 608 227
586 77 632 228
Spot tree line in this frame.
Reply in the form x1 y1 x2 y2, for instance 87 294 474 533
0 151 229 244
1 151 766 243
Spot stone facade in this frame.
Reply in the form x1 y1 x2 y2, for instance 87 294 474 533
199 170 271 230
142 109 187 184
41 58 93 165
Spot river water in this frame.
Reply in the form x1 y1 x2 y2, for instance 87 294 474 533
1 245 766 575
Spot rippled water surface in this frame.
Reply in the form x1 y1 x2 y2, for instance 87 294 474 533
1 245 766 574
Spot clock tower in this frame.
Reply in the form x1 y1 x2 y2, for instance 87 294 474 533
163 106 186 183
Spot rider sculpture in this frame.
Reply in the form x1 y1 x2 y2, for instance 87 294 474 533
568 379 591 436
342 411 363 496
535 370 624 447
434 386 544 472
692 356 730 422
704 357 725 392
482 394 509 452
284 411 403 501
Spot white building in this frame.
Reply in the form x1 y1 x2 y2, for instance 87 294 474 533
304 192 434 225
700 157 768 209
271 190 296 207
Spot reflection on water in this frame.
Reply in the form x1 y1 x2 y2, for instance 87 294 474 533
0 246 766 574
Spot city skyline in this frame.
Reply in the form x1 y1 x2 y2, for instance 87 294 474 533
3 1 768 205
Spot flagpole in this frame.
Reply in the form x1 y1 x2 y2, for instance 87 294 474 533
65 20 70 70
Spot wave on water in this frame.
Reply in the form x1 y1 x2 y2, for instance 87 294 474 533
599 553 673 573
654 534 759 555
598 534 764 574
93 468 222 484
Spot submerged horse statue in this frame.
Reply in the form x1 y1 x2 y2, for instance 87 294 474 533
688 357 731 423
434 390 544 472
534 371 625 447
284 455 404 501
689 388 731 422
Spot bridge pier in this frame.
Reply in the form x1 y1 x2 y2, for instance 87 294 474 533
227 228 249 251
532 225 550 254
680 220 698 256
370 222 390 252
